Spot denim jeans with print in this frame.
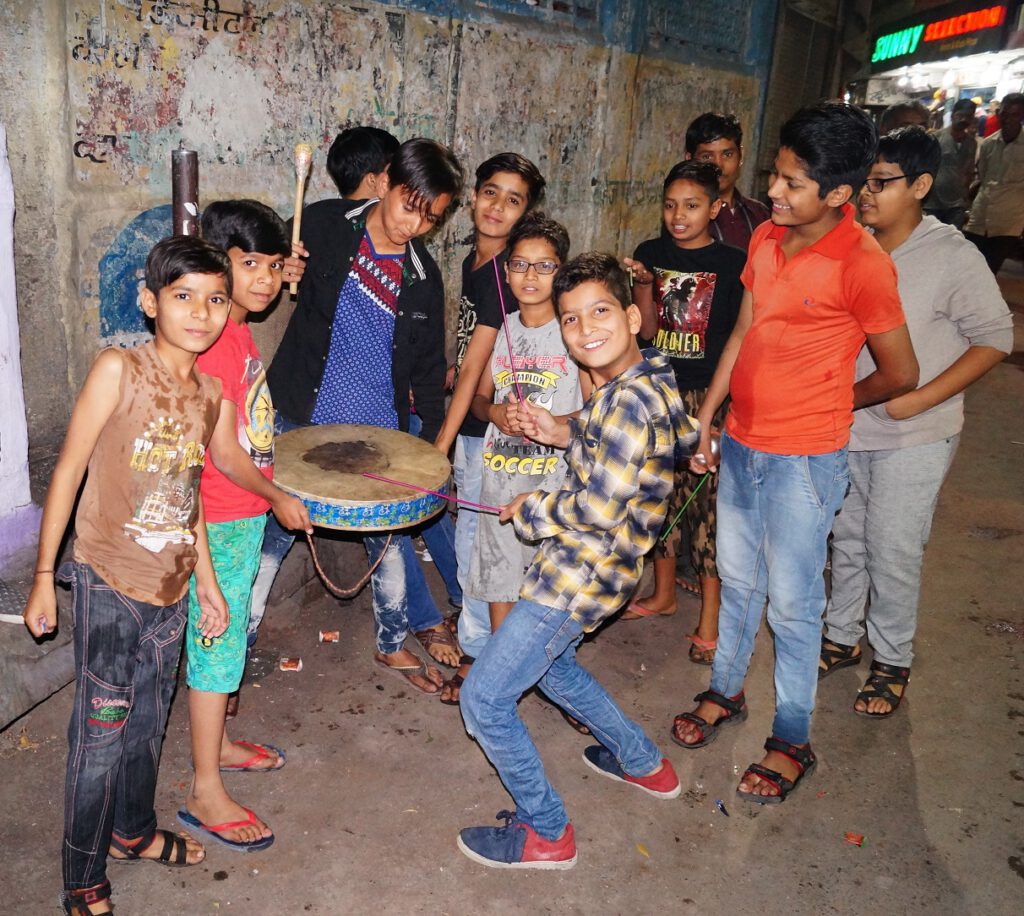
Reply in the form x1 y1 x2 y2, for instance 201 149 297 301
62 562 187 891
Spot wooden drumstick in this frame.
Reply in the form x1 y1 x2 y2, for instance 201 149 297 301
289 143 313 295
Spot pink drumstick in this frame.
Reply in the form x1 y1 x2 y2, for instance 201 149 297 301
361 472 501 514
493 256 526 404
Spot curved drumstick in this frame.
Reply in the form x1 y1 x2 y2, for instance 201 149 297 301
289 143 313 295
361 472 500 514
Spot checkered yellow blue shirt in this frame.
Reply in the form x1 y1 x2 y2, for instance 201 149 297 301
514 350 697 629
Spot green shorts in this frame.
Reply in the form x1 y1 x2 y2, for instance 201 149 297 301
186 514 267 693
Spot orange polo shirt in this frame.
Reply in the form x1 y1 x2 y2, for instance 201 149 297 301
726 204 905 455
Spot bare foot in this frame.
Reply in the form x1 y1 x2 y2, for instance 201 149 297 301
377 648 444 693
675 576 702 596
220 739 283 771
672 698 727 745
109 828 206 865
185 788 272 845
737 749 804 800
439 661 472 704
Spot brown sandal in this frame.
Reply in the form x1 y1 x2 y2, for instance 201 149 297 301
687 634 717 665
414 622 461 667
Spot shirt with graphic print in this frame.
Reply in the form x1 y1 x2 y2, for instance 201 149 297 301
466 314 582 603
311 231 404 428
73 341 221 605
196 318 275 523
633 236 746 390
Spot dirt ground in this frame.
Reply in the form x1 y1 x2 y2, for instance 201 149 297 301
2 277 1021 916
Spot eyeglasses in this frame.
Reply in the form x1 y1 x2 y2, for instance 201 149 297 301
862 174 917 193
508 258 559 275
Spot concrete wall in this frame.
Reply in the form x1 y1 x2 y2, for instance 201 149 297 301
0 0 775 496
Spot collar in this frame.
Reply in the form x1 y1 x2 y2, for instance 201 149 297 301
343 199 427 280
763 202 861 261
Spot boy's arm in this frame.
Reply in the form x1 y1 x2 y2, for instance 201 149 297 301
191 496 229 638
434 324 499 454
853 324 919 409
621 257 657 339
23 350 124 636
883 346 1007 420
207 399 312 533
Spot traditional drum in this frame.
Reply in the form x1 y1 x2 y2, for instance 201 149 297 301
273 424 451 532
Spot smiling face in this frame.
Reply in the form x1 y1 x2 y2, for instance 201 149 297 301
506 236 560 312
226 247 284 321
471 170 531 244
662 178 721 249
767 146 848 230
141 271 231 359
691 138 742 197
558 280 642 385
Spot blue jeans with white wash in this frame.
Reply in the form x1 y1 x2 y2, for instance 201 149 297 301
249 413 443 652
460 599 662 840
453 434 491 658
710 432 849 746
61 562 187 891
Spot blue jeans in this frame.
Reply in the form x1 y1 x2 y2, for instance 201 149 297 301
249 413 442 652
461 599 662 840
710 432 849 746
61 562 187 891
453 434 490 658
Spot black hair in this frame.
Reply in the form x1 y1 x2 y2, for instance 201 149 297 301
201 199 290 257
145 236 232 298
1002 92 1024 110
663 160 721 202
475 152 546 209
877 125 941 180
684 112 743 155
508 210 570 263
952 98 977 116
552 251 630 314
326 126 400 197
878 101 930 135
387 137 464 220
779 101 878 198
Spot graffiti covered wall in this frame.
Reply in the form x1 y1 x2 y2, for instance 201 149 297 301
0 0 775 491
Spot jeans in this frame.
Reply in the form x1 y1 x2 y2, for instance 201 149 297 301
825 437 958 668
710 432 849 746
62 562 187 891
453 434 491 658
461 599 662 840
248 413 443 652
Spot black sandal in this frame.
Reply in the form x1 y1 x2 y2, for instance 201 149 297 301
855 661 909 718
671 689 748 749
737 737 817 805
818 638 861 680
62 881 113 915
108 828 195 867
439 655 473 707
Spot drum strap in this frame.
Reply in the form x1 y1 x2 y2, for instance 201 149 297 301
306 532 394 598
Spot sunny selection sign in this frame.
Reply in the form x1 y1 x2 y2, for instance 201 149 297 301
871 3 1008 68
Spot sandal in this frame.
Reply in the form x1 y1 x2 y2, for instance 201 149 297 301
818 638 861 680
671 689 747 749
558 708 592 735
737 737 817 805
687 634 717 665
373 653 443 694
440 655 473 706
414 623 461 667
219 740 287 773
62 881 113 915
855 661 909 718
108 828 197 867
176 807 274 853
621 599 676 620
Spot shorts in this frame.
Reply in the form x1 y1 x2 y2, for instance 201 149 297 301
187 514 267 693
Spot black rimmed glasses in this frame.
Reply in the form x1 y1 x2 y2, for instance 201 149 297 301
507 258 559 275
862 174 918 193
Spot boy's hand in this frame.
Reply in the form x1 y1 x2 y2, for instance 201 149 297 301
445 365 456 392
499 492 531 524
517 400 569 448
688 431 720 474
490 397 522 436
882 389 923 421
621 257 653 288
283 241 309 287
271 491 313 534
23 580 57 638
193 580 230 639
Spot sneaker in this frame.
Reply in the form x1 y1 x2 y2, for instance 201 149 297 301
581 745 681 799
457 810 577 870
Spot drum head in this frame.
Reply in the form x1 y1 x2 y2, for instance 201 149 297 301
274 424 451 531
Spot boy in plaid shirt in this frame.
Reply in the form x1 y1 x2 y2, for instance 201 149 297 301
457 253 697 869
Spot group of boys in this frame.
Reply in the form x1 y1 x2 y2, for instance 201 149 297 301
24 95 1014 910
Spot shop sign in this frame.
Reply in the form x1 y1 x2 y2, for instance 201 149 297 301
871 2 1011 70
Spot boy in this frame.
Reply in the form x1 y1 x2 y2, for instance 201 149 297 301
671 102 919 805
431 152 546 703
326 126 400 200
23 237 232 915
684 112 769 250
621 161 746 668
820 127 1012 716
259 138 464 694
176 201 313 853
458 253 696 869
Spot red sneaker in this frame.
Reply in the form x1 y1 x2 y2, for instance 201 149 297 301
582 746 681 799
457 811 577 869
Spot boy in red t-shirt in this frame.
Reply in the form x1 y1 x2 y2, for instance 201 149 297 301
671 103 919 804
176 201 311 852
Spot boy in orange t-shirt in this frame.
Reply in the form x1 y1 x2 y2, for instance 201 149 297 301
670 103 919 805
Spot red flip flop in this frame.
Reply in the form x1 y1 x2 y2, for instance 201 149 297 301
219 740 286 773
177 807 274 852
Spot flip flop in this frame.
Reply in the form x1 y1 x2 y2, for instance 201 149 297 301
219 740 286 774
373 653 442 694
176 807 274 853
620 600 676 620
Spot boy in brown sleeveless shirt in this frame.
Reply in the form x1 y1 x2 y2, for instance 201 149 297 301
23 237 232 915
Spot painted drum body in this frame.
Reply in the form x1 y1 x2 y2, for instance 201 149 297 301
274 424 450 532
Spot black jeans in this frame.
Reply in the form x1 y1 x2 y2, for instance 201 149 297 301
62 562 187 891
